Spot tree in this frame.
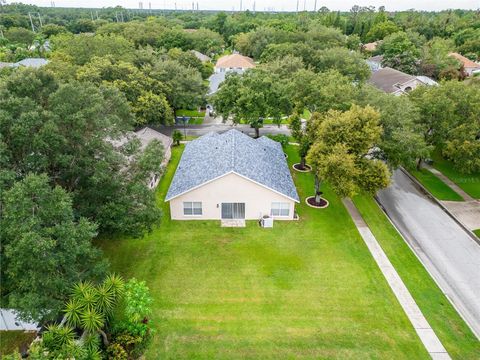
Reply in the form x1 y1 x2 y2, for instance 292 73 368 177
51 33 134 65
0 69 164 236
313 47 370 82
4 27 35 45
307 105 391 201
133 91 173 126
41 24 68 37
151 59 207 118
172 130 183 146
366 21 400 42
380 31 420 74
213 63 292 138
0 174 107 321
289 112 311 170
356 85 432 169
409 81 480 173
419 38 462 80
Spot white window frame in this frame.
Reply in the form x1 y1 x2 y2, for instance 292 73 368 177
271 202 290 217
183 201 202 216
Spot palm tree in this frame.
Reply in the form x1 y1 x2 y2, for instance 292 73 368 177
63 274 125 346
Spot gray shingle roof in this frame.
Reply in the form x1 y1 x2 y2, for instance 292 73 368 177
165 129 299 202
368 67 416 93
13 58 49 68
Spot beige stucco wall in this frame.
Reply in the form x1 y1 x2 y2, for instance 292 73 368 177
168 172 296 220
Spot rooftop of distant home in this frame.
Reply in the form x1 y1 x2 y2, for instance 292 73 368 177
215 53 255 69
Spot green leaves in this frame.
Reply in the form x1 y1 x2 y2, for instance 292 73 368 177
80 307 105 334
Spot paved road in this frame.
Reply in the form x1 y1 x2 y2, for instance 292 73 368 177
155 124 291 137
376 170 480 339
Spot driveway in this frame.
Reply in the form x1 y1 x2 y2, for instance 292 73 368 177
376 169 480 338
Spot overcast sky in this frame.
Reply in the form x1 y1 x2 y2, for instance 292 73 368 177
10 0 479 11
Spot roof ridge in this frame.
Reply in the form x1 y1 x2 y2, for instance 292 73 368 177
231 130 236 170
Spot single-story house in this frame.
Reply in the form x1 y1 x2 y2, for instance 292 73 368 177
368 67 424 95
366 55 384 72
448 52 480 76
113 127 172 189
0 62 13 69
191 50 211 63
363 41 379 52
214 53 255 73
13 58 49 68
165 130 299 221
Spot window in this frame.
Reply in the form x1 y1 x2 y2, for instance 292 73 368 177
271 202 290 217
183 202 202 216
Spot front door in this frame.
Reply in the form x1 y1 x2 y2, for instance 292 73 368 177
221 203 245 219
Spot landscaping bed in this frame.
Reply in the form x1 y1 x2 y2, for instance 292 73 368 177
97 145 449 359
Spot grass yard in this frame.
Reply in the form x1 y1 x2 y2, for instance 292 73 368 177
97 145 432 359
0 331 36 356
410 168 463 201
432 151 480 199
176 109 205 125
474 229 480 238
353 195 480 359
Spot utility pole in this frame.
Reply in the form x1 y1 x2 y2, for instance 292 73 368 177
296 0 299 13
252 0 255 12
28 12 35 32
37 12 43 27
314 0 317 11
303 0 306 11
240 0 242 11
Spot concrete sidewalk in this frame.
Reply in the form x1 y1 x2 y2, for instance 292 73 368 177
427 167 474 201
343 198 451 360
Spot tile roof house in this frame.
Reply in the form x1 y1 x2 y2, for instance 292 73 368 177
214 53 255 73
368 67 424 95
448 52 480 76
166 130 299 221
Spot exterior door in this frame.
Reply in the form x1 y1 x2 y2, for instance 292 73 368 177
221 203 245 219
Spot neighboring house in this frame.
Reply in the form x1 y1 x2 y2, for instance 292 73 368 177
113 127 172 189
165 130 299 221
363 41 379 52
368 67 424 95
13 58 49 68
416 75 438 86
0 62 13 69
0 309 39 331
191 50 211 63
214 53 255 73
448 52 480 76
366 55 384 72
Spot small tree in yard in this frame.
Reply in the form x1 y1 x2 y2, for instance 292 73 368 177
307 105 391 204
172 130 183 146
289 112 311 170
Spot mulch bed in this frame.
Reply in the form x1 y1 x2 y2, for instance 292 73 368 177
305 196 329 208
293 163 312 172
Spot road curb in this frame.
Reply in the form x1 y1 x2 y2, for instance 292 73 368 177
399 167 480 246
373 194 480 341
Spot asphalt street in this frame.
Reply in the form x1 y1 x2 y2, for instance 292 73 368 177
376 169 480 339
156 123 291 137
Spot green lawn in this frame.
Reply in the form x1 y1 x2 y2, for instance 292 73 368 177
432 151 480 199
97 145 432 359
176 109 205 125
0 331 36 356
353 195 480 359
410 168 463 201
474 229 480 238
